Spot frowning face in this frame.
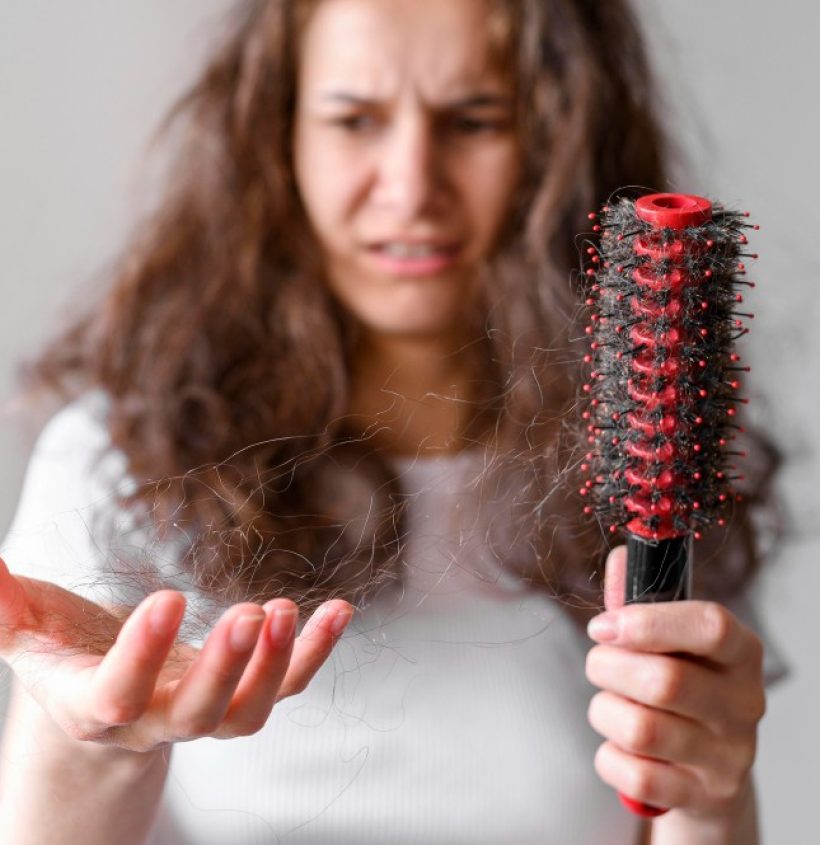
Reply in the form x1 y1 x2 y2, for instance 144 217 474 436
293 0 521 341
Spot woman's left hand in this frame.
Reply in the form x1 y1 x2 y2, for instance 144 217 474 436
585 545 766 822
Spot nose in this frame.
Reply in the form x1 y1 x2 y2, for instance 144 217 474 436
373 114 442 221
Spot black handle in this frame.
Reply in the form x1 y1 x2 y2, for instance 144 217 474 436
618 533 692 817
625 535 691 604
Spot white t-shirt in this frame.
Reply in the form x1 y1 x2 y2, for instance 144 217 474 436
0 393 787 844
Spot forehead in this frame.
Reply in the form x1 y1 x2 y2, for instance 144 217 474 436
297 0 511 99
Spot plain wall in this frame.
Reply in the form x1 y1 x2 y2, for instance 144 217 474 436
1 2 818 842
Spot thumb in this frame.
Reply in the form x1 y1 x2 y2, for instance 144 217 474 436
603 545 627 612
0 555 28 643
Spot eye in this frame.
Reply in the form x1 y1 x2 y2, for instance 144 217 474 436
448 115 507 135
330 114 377 132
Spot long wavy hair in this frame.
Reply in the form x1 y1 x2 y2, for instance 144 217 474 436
21 0 778 624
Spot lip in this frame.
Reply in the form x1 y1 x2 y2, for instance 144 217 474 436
364 242 463 278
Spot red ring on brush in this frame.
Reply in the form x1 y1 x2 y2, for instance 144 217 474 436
634 193 712 229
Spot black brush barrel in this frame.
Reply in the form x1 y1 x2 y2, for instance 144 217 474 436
625 535 691 603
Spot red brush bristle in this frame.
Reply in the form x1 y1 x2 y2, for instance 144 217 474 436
581 193 756 542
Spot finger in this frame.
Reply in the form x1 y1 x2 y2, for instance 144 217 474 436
275 600 353 701
87 591 187 728
594 739 697 812
166 603 266 737
588 601 754 667
216 599 299 737
604 546 627 612
586 645 726 724
588 690 716 769
0 555 29 633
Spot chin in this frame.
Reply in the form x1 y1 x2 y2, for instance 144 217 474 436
357 309 463 340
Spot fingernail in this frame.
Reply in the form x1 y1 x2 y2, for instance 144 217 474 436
330 608 353 637
230 613 265 651
268 608 298 646
149 595 184 637
588 612 619 642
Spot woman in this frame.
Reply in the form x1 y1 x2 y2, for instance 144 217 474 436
0 0 778 842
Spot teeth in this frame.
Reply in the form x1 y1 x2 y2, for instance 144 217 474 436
380 242 448 258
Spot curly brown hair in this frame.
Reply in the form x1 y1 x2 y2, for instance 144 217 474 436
21 0 777 625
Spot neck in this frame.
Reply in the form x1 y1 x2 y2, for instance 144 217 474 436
347 330 482 457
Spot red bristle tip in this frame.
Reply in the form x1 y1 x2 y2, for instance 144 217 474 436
588 212 597 220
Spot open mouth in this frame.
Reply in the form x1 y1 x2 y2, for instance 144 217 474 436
364 241 463 277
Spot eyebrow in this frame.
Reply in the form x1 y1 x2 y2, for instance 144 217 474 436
318 91 512 109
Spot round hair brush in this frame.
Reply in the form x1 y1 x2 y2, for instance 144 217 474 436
579 192 757 817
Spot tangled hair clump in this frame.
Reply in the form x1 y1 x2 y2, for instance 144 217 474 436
21 0 776 624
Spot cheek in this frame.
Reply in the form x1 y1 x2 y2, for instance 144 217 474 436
461 146 521 241
294 134 356 243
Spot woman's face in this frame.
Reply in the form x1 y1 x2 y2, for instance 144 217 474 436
293 0 521 341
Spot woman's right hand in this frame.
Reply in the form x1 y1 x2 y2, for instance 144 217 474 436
0 555 352 752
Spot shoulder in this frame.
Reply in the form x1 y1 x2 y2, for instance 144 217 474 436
0 390 132 600
31 389 114 468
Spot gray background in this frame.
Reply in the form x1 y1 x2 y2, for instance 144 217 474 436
0 2 817 841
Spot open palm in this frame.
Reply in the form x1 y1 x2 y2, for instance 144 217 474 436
0 556 352 752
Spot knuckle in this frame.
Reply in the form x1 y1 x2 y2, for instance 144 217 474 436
625 609 653 643
92 700 143 727
644 661 683 706
175 714 222 737
625 761 655 801
230 716 269 737
289 676 309 695
624 710 657 754
701 604 733 651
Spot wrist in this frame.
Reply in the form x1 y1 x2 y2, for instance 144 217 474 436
649 777 759 845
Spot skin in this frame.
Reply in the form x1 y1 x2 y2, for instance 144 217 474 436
0 1 766 841
587 547 765 841
292 0 520 453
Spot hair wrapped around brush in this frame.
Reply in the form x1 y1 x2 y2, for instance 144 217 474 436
580 193 759 545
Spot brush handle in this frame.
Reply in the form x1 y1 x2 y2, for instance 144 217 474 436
618 535 692 817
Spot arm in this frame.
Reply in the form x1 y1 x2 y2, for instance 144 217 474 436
0 679 170 845
0 557 352 843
